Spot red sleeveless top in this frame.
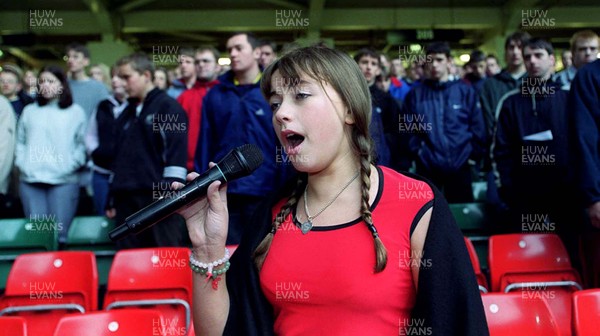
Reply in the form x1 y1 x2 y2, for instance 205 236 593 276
260 166 434 335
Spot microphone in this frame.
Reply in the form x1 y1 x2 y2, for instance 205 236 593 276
109 144 264 241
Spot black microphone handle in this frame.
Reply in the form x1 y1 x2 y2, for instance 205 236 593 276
108 166 226 240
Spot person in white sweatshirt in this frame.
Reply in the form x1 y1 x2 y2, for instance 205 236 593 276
15 65 86 247
0 95 16 197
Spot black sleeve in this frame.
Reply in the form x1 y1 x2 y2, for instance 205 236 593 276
159 100 188 183
410 177 490 336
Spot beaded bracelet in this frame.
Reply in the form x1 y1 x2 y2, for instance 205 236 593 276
189 248 230 290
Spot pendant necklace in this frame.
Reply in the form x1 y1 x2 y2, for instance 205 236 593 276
298 171 359 234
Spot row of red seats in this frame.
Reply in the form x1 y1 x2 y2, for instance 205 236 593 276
3 290 599 336
0 237 596 335
0 248 198 336
465 233 594 336
466 233 581 293
482 290 600 336
0 309 194 336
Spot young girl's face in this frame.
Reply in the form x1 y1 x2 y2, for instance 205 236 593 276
38 71 63 100
269 70 355 173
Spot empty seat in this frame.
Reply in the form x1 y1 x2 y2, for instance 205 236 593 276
66 216 117 286
482 292 560 336
572 289 600 336
449 203 488 232
104 248 192 335
464 237 488 293
0 218 57 289
488 233 581 292
0 251 98 336
54 309 165 336
489 233 582 336
0 316 27 336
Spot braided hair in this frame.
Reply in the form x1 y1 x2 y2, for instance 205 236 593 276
254 46 388 272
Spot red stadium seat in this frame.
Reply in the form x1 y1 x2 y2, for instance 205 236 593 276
0 316 27 336
489 234 581 292
0 251 98 336
464 237 489 293
103 248 192 336
572 289 600 336
54 309 166 336
489 233 582 336
482 292 560 336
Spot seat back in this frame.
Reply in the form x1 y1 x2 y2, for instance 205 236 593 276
104 248 192 335
0 251 98 336
482 292 560 336
572 289 600 336
516 287 577 336
66 216 117 286
449 203 488 232
464 237 488 292
54 309 166 336
0 316 27 336
0 218 57 289
66 216 115 248
489 233 578 292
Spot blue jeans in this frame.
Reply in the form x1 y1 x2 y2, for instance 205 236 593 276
19 182 80 244
92 171 111 215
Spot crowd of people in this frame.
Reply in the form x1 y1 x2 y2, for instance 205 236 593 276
0 30 599 284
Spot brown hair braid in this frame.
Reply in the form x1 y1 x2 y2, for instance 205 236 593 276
256 45 388 273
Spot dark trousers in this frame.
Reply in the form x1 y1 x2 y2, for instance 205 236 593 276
227 194 265 245
114 190 189 250
416 162 473 203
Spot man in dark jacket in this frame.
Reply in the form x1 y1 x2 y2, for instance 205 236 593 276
354 48 406 169
111 52 189 249
195 32 290 245
494 39 580 263
570 59 600 287
480 32 531 140
402 42 486 203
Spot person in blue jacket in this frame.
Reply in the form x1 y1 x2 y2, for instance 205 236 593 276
195 32 291 245
570 58 600 288
402 42 486 203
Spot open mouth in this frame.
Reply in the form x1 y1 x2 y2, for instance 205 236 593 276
286 133 305 147
284 132 305 155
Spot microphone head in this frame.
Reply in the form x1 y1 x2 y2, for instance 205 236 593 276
218 144 264 180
